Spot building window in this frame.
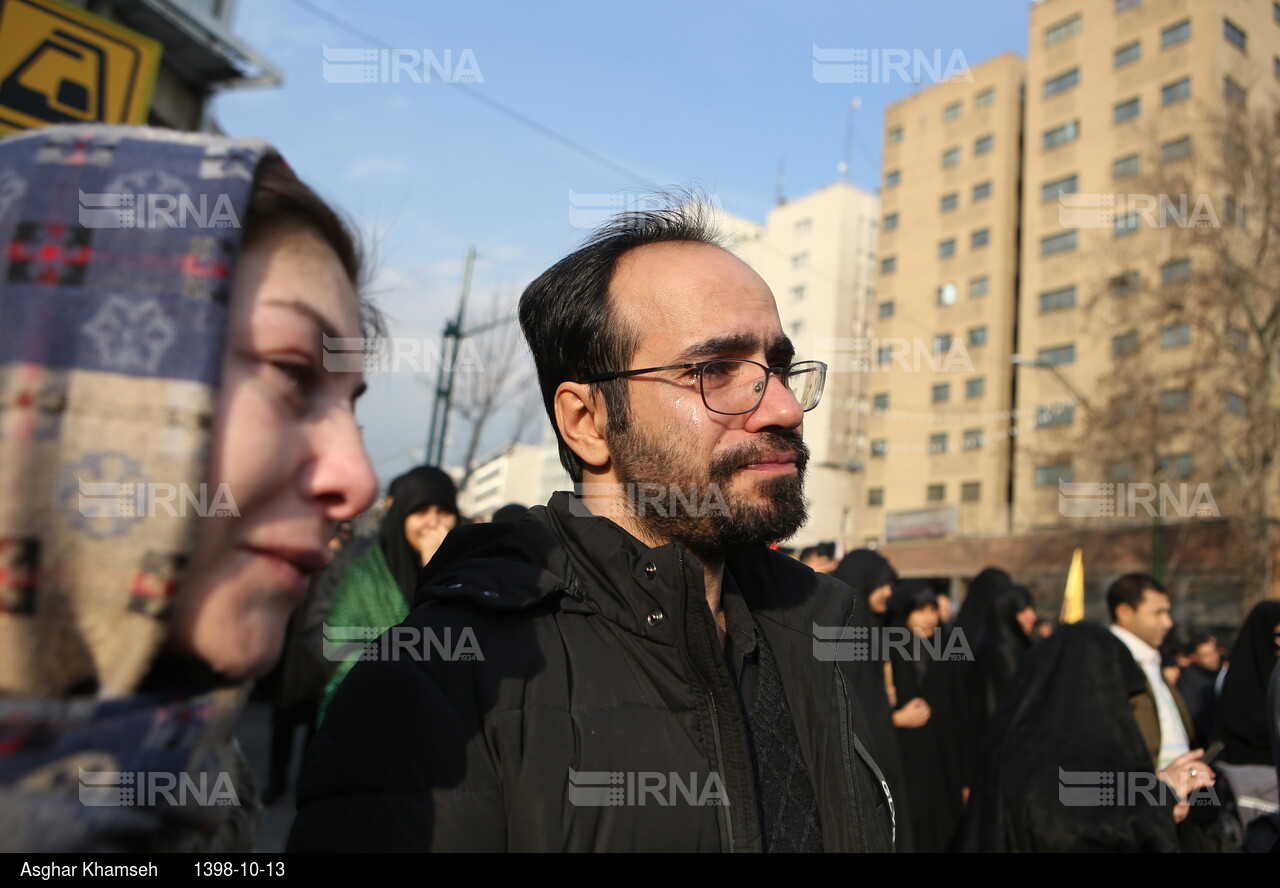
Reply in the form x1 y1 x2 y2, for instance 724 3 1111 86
791 320 804 337
1116 0 1141 12
1224 76 1247 105
880 256 897 274
791 284 806 301
887 126 903 144
868 487 884 507
932 383 951 403
791 252 810 270
1041 173 1078 203
944 101 962 122
929 435 949 456
883 212 899 231
794 218 812 235
1114 96 1141 123
1161 388 1189 412
1041 230 1078 256
1039 284 1077 313
1110 270 1140 296
1114 211 1141 237
974 134 994 155
968 325 988 347
941 192 959 212
1162 19 1191 49
966 377 986 398
971 228 990 249
1226 392 1246 416
935 333 954 355
1156 453 1193 479
876 345 893 364
937 282 958 306
1224 17 1247 52
1045 14 1082 46
1044 120 1080 150
1038 343 1076 366
1036 403 1075 427
939 238 956 259
972 180 992 201
1045 67 1080 98
1161 136 1192 162
927 483 946 502
1113 330 1139 356
961 481 981 503
975 87 995 109
1275 56 1280 80
885 169 901 188
873 392 889 412
942 146 961 167
963 429 984 451
1034 464 1073 487
878 300 895 318
1115 40 1141 67
969 275 989 297
871 439 887 458
1161 323 1191 348
1161 77 1191 105
1113 153 1140 179
1161 258 1191 285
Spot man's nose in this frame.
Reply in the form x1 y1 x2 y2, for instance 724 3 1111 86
745 371 804 431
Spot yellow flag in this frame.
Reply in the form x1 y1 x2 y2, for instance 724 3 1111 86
1061 547 1085 624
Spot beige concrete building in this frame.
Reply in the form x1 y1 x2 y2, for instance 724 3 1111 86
719 181 880 551
865 52 1026 553
1014 0 1280 536
872 0 1277 621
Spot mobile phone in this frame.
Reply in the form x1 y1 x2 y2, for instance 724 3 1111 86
1201 740 1225 765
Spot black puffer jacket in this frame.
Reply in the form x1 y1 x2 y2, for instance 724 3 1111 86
289 493 895 852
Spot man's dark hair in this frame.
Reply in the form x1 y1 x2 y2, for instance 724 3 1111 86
1188 630 1216 651
518 195 724 482
1106 573 1166 622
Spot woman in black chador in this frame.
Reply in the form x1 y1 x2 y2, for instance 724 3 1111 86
962 622 1181 852
886 580 968 852
967 583 1037 772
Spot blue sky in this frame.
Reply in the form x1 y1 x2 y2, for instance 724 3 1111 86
214 0 1030 484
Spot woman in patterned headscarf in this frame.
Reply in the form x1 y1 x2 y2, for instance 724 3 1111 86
0 125 382 851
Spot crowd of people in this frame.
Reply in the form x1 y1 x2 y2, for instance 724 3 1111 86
0 123 1277 853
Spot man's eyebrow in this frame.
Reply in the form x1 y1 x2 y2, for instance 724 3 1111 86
768 334 796 363
262 298 340 340
675 332 763 362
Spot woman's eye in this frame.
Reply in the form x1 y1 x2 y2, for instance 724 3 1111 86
270 360 319 398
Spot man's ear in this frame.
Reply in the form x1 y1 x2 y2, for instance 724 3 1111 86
555 381 611 470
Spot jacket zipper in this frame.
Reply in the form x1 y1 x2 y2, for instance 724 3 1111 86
676 551 735 853
836 612 897 851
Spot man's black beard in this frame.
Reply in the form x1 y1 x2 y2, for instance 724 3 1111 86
608 426 810 560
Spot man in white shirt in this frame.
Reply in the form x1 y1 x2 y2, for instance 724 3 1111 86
1107 573 1215 823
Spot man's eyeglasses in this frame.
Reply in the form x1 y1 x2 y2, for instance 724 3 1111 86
584 359 827 416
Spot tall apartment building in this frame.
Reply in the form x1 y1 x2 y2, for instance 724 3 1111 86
1015 0 1280 527
864 53 1026 563
873 0 1276 620
719 181 880 550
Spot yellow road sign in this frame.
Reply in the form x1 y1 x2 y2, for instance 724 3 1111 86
0 0 161 135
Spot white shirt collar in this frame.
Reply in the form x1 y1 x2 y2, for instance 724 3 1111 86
1110 624 1159 669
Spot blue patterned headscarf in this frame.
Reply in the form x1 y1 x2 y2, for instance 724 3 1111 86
0 124 276 851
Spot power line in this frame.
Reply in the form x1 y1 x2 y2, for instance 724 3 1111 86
283 0 658 189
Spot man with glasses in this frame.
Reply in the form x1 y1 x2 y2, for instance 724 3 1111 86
291 199 895 853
